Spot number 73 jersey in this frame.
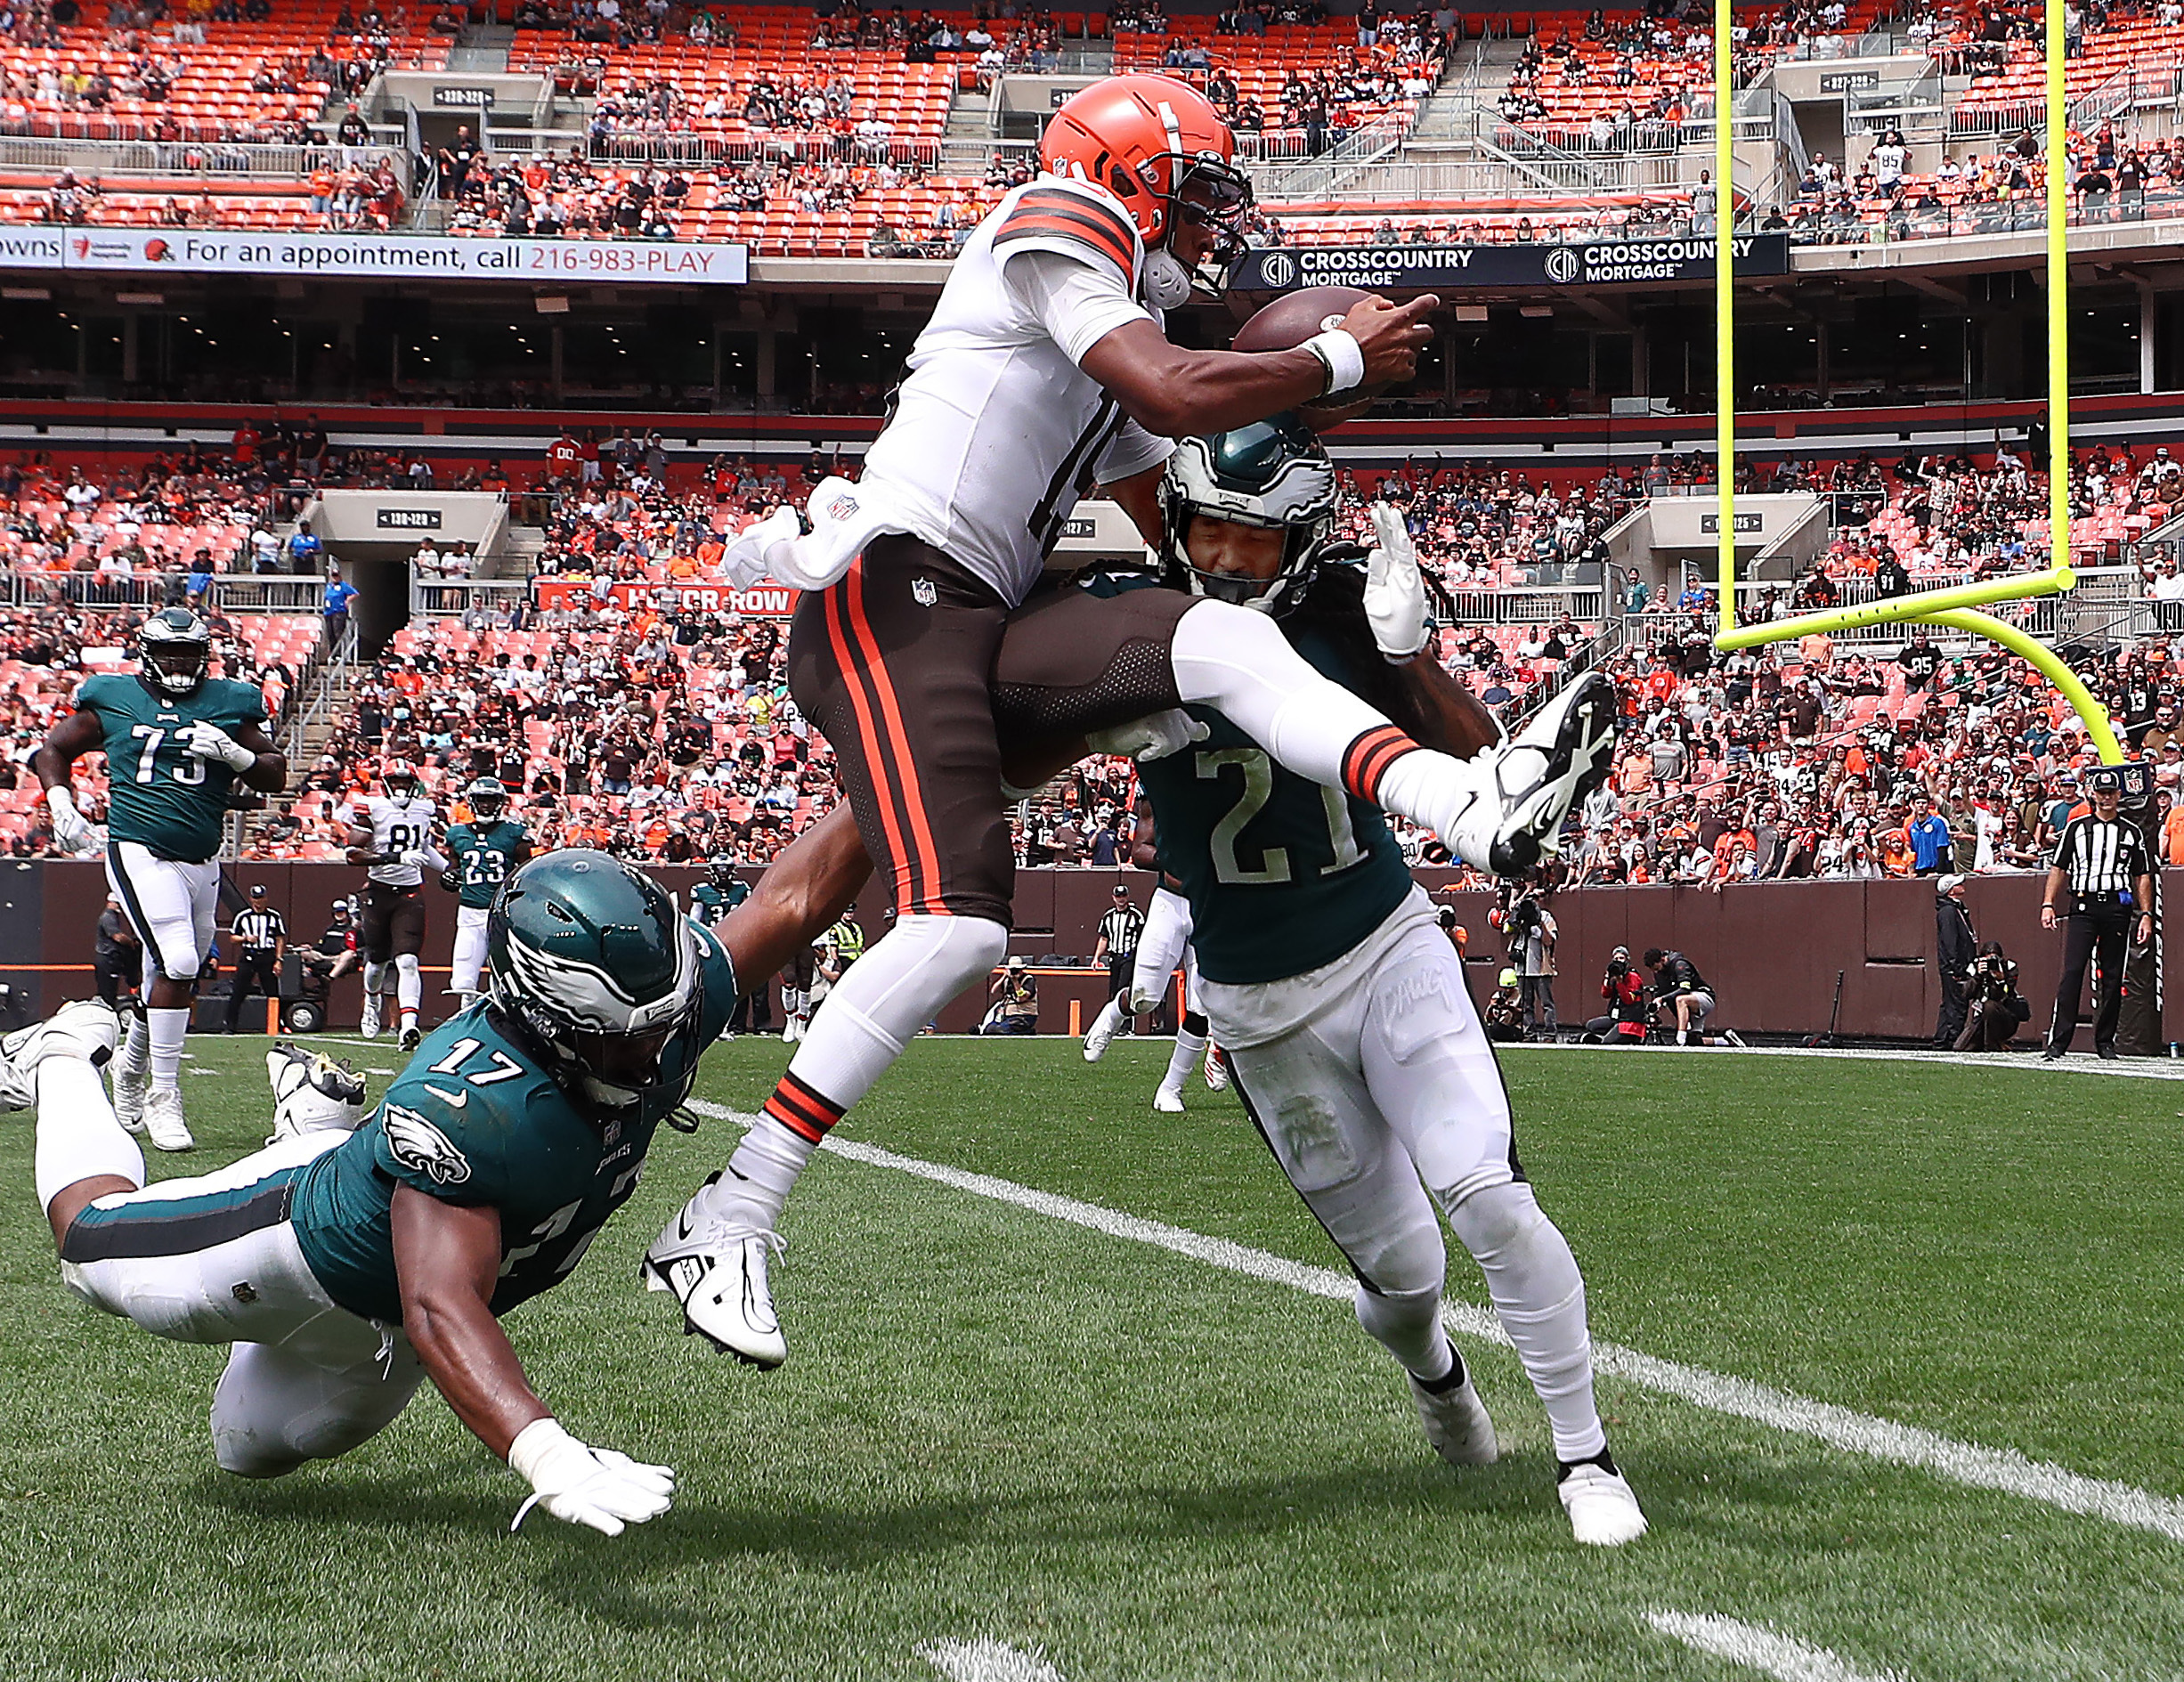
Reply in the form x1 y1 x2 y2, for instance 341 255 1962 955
73 673 269 864
1134 620 1414 987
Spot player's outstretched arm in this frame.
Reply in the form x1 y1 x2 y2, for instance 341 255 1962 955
1080 296 1436 439
716 805 873 986
392 1185 674 1537
390 1186 544 1458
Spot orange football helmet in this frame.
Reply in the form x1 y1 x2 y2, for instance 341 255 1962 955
1041 73 1251 255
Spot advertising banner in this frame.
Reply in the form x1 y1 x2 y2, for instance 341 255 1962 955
533 579 797 614
1230 234 1790 292
12 227 749 285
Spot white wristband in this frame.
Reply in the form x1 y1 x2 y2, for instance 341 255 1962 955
1302 327 1365 396
45 784 77 817
507 1416 572 1478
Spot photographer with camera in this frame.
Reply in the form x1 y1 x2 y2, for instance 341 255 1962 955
1644 947 1742 1047
1492 883 1558 1039
1582 946 1649 1044
1483 966 1526 1043
1955 940 2030 1051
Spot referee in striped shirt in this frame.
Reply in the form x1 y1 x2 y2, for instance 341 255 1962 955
223 884 287 1034
2041 765 2155 1060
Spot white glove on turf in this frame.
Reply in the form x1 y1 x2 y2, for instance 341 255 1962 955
45 784 92 849
508 1418 676 1538
1363 502 1429 661
180 719 257 772
1085 709 1210 764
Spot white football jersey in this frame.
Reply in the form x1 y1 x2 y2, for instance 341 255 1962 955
348 794 438 887
857 174 1173 605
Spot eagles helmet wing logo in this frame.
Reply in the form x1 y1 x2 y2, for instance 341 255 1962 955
381 1103 473 1186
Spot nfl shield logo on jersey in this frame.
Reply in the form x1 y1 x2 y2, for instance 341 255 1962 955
912 577 938 607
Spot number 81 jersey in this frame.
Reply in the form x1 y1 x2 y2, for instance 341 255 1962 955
74 672 270 864
1134 619 1413 988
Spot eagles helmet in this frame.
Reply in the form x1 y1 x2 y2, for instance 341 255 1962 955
382 759 424 800
707 854 739 886
137 606 213 697
1158 412 1339 613
465 776 508 820
487 849 703 1114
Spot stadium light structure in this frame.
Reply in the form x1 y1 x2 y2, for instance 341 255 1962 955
1709 0 2120 764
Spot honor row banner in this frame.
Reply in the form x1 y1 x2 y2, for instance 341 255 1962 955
1227 233 1791 293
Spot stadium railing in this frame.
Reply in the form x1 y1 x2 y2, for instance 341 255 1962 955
4 573 334 613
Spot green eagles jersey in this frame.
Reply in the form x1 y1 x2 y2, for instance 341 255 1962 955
291 918 737 1325
1133 597 1412 987
75 672 267 863
445 819 530 909
690 877 749 927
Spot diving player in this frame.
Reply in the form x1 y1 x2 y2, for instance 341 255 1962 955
1120 418 1642 1545
344 760 442 1050
647 75 1617 1342
440 777 532 1009
33 606 287 1153
3 810 873 1533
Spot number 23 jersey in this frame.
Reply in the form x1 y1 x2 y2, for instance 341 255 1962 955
74 672 268 864
290 918 738 1325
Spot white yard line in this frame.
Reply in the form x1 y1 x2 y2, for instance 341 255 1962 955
917 1637 1068 1682
688 1099 2184 1545
1645 1610 1913 1682
1520 1042 2184 1080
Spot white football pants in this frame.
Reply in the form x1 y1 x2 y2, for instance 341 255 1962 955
106 841 221 984
1127 886 1198 1014
450 906 491 998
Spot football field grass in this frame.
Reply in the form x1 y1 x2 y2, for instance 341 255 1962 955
3 1034 2181 1681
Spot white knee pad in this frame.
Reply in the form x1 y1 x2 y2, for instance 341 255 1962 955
1348 1198 1448 1301
212 1339 425 1479
394 954 420 980
1442 1175 1547 1264
1353 1280 1448 1377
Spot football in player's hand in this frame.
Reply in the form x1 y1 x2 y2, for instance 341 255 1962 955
1231 285 1399 428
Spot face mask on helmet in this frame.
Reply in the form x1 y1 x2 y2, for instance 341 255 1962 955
1159 417 1337 614
138 611 211 695
1141 158 1251 306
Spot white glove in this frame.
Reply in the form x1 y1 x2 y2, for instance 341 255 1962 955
715 503 809 589
508 1418 675 1538
1085 709 1210 763
180 719 257 772
399 848 435 870
1363 503 1429 661
45 784 92 849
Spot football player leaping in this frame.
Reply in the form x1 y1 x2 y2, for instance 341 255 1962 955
647 74 1618 1346
1 814 870 1534
1116 418 1643 1545
345 760 443 1050
440 776 532 1009
33 607 288 1154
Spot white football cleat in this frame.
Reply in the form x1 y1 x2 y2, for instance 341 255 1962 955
1082 996 1124 1063
1433 672 1620 877
0 1000 119 1109
358 994 381 1039
110 1060 147 1134
142 1085 195 1153
1409 1361 1499 1467
1203 1046 1230 1092
1557 1459 1648 1547
1152 1085 1186 1114
641 1177 789 1368
267 1043 368 1139
398 1024 422 1053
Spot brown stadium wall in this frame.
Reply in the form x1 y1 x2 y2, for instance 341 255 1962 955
18 865 2184 1052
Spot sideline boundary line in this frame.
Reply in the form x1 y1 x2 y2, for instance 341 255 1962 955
688 1099 2184 1545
